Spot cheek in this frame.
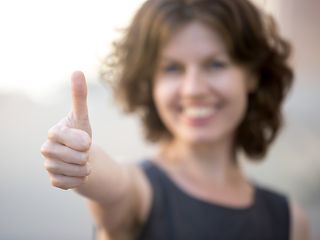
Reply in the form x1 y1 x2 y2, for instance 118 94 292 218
153 78 179 108
153 80 176 122
229 92 248 121
213 73 249 124
153 81 165 112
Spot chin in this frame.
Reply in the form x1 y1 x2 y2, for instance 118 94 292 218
179 131 225 146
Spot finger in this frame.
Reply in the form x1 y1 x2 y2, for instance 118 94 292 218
47 126 91 151
71 71 89 130
41 140 89 165
48 173 87 190
44 159 91 177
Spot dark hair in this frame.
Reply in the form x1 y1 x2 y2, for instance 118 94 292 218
100 0 294 160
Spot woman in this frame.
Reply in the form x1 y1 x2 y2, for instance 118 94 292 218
41 0 309 239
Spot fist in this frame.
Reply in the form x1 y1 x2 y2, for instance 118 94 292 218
41 71 92 190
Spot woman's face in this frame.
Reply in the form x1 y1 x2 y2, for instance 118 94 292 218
153 21 255 146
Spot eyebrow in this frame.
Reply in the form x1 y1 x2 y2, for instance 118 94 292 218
159 52 228 63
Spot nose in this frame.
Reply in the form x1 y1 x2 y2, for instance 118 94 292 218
181 66 209 98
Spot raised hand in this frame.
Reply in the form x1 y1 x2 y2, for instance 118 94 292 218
41 71 92 190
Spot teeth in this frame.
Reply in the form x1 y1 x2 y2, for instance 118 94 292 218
184 107 214 118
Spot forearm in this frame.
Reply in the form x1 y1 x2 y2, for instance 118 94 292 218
75 144 140 237
75 143 131 205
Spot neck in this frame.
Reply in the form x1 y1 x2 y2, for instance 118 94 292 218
157 138 244 186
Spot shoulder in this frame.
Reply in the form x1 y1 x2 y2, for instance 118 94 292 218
256 185 290 212
255 186 310 239
290 200 310 240
88 161 153 239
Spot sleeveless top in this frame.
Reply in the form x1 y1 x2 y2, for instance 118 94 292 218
136 160 290 240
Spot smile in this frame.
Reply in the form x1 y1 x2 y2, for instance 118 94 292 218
183 106 215 118
181 105 219 126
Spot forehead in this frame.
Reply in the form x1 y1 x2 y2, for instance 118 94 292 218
160 21 228 61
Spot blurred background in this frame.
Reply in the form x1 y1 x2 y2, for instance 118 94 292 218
0 0 319 239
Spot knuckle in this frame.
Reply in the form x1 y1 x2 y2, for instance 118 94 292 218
40 142 50 156
51 179 67 189
47 125 59 140
74 166 86 177
45 161 60 173
78 152 89 164
81 165 91 177
41 142 56 158
77 177 87 185
43 161 50 171
85 164 91 176
59 126 70 137
78 132 91 150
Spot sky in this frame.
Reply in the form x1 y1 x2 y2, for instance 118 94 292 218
0 0 270 102
0 0 144 101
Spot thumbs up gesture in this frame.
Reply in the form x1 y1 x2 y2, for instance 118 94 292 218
41 71 92 190
70 71 92 137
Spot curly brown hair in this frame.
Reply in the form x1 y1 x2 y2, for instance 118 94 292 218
100 0 294 160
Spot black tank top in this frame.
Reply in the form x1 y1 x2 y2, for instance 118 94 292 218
136 160 290 240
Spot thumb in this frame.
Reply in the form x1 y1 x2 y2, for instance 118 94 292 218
70 71 92 136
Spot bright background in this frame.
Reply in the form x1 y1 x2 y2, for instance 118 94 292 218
0 0 319 239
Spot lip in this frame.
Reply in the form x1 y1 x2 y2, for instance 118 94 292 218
184 116 214 126
180 100 222 108
181 107 217 126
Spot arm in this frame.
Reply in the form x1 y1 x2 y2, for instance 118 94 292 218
40 71 150 238
290 201 310 240
80 145 151 239
75 144 132 205
84 152 151 239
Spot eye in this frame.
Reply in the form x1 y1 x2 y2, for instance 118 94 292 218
161 63 182 73
208 60 228 70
